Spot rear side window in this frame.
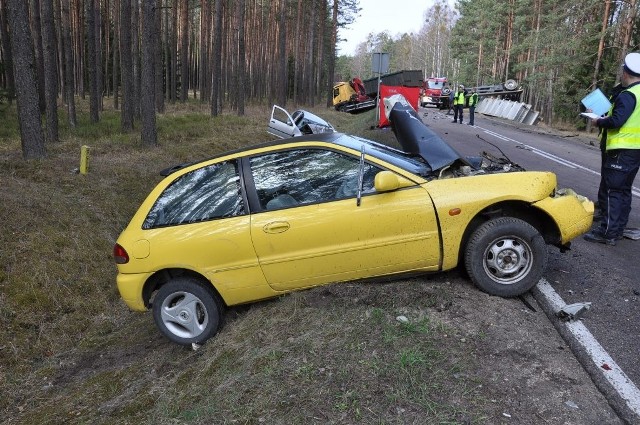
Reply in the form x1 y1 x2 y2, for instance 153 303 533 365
143 160 244 229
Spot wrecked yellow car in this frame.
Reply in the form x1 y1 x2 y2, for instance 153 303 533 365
114 102 593 346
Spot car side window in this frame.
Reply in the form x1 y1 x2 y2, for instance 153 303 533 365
143 160 244 229
272 107 292 126
250 148 383 210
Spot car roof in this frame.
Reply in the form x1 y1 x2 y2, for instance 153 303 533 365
160 132 431 177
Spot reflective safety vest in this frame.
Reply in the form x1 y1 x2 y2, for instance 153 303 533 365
453 91 465 106
468 93 478 107
606 84 640 151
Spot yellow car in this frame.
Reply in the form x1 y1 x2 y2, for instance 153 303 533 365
114 104 593 346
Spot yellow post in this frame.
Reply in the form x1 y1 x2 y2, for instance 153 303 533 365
80 145 90 175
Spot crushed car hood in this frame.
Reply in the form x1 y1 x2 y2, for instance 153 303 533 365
386 97 474 171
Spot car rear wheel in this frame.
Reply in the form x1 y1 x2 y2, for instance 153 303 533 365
464 217 547 297
152 277 222 346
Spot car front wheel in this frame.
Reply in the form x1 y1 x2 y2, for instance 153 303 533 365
152 277 222 346
464 217 547 297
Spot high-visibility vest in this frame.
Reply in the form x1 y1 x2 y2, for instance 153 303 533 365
469 93 478 107
606 83 640 151
453 91 465 106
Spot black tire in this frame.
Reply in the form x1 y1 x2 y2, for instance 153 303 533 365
152 277 222 346
442 87 452 95
464 217 547 297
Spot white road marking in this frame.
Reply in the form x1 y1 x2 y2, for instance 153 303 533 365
536 278 640 417
474 125 640 198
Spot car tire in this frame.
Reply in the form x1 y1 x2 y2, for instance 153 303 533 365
464 217 547 297
503 79 518 91
152 277 222 346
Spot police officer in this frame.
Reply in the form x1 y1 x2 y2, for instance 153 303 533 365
584 52 640 246
446 86 454 115
468 88 479 126
451 85 466 124
594 83 626 222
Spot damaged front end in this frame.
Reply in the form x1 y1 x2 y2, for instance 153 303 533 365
385 96 525 180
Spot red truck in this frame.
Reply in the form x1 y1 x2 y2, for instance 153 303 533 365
420 77 451 109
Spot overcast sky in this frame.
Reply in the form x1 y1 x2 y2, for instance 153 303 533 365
337 0 454 55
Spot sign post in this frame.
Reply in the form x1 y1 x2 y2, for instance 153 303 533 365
372 53 389 126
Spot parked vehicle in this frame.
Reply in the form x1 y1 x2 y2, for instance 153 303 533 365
114 101 593 346
420 77 450 108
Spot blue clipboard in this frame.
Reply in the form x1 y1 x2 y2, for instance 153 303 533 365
581 89 612 117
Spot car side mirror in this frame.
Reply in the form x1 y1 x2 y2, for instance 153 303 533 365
374 171 414 193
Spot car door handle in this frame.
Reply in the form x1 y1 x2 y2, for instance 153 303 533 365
263 221 290 234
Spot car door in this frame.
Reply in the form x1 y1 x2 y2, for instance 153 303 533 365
267 105 301 139
247 147 440 292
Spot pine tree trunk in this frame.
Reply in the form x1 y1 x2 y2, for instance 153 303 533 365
40 0 58 143
113 0 120 109
326 0 337 107
199 0 209 102
120 0 134 131
306 0 315 107
179 0 188 101
236 0 245 115
131 0 141 119
293 0 302 106
6 0 46 159
0 0 15 102
74 0 84 98
170 0 177 102
29 0 46 113
95 0 103 110
141 0 157 146
277 0 286 107
103 0 110 98
154 0 164 112
619 0 637 65
61 0 76 126
210 0 222 116
164 0 170 101
86 0 100 122
55 0 63 98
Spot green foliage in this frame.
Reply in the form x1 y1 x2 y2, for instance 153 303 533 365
338 0 638 126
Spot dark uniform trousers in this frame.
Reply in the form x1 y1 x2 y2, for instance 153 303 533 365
599 149 640 237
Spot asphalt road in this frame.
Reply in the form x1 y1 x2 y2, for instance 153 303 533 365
419 106 640 414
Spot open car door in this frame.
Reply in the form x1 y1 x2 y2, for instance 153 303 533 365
267 105 301 139
268 105 336 139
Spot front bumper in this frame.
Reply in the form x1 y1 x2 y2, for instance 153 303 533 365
533 188 594 244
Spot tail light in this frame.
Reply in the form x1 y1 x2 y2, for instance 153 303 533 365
113 243 129 264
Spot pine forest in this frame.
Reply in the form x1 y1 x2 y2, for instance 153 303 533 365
0 0 639 159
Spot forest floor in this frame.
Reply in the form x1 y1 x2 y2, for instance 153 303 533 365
0 103 623 424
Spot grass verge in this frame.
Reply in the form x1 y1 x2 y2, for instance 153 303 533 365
1 102 490 424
